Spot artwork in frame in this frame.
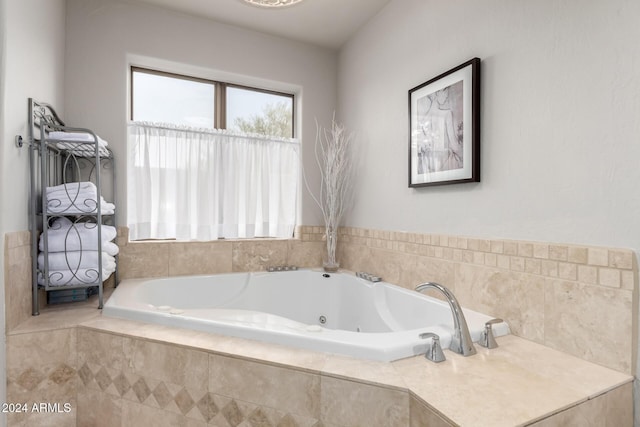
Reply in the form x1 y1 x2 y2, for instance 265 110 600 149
408 57 480 187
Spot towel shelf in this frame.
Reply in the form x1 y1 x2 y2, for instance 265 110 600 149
28 98 118 314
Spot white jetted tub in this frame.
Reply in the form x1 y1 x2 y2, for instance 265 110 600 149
102 269 509 361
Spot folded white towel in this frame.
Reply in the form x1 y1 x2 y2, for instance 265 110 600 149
38 267 115 287
45 181 105 213
46 182 114 214
46 182 96 196
49 131 109 147
38 251 116 271
40 237 119 256
47 189 97 200
40 218 118 255
48 216 116 238
47 196 115 215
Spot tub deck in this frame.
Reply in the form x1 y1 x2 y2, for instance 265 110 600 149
9 297 633 427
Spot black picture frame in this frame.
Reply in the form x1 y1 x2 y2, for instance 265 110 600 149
408 58 480 187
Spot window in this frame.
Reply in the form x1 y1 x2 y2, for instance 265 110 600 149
227 86 293 138
128 67 299 242
131 67 294 137
132 69 215 128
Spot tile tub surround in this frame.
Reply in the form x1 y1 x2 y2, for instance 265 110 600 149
5 230 33 332
115 226 325 279
3 227 324 333
6 327 78 427
4 230 99 332
118 226 638 374
334 227 637 374
5 310 633 427
6 226 638 374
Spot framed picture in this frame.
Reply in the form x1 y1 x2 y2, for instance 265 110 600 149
408 57 480 187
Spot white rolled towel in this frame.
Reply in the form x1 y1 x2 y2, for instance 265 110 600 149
39 218 119 255
38 267 115 287
38 251 116 271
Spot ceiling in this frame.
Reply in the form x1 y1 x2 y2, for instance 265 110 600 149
131 0 390 49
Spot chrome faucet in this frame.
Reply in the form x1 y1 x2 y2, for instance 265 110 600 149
415 282 477 357
478 318 503 349
419 332 446 363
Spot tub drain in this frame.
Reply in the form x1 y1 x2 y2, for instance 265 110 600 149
318 315 327 324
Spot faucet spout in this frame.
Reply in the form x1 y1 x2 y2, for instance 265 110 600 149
415 282 477 357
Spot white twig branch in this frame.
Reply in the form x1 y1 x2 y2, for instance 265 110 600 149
302 114 355 266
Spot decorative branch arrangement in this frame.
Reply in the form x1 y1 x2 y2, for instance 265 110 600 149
306 116 356 272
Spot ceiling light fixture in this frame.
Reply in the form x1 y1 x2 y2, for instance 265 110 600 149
242 0 304 8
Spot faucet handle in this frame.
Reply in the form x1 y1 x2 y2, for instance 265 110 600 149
478 318 503 349
419 332 446 363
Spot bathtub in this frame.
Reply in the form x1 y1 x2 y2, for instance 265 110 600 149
102 269 509 362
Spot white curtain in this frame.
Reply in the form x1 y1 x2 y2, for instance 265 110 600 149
127 122 299 240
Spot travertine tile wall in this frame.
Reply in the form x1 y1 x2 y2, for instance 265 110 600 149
6 328 77 426
5 231 33 332
3 228 324 332
116 226 324 279
75 328 412 426
332 227 637 374
4 230 115 334
7 226 637 374
3 227 637 425
528 382 633 427
5 326 632 427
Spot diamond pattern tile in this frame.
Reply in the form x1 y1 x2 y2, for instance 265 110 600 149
249 407 273 427
223 399 244 427
78 363 93 387
43 358 320 427
197 392 219 422
113 373 131 397
152 382 173 409
277 414 299 427
48 363 75 385
16 368 45 392
95 367 112 391
174 388 195 415
132 378 151 403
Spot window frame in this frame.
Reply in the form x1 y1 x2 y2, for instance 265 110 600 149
130 66 296 138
